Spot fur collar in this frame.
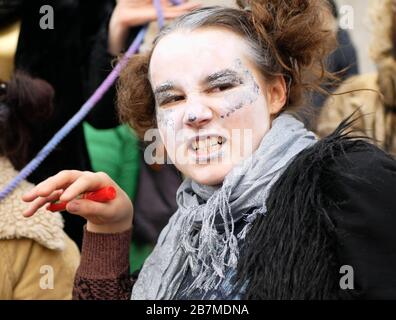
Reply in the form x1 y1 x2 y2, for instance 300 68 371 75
0 158 65 250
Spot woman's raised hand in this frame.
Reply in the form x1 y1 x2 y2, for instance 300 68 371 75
22 170 133 234
108 0 201 55
113 0 200 27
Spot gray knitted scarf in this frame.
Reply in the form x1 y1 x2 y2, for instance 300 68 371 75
131 113 317 300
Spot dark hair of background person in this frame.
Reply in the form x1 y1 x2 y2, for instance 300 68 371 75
0 71 54 170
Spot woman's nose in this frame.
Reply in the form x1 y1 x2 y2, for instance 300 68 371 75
183 102 213 128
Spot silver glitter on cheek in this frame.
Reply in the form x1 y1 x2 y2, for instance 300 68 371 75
156 108 176 130
220 59 260 118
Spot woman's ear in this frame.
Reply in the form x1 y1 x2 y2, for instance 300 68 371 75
267 75 287 115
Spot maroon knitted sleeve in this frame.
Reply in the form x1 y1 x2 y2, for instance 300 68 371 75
72 226 137 300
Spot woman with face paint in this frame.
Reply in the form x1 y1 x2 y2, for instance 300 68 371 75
23 0 396 299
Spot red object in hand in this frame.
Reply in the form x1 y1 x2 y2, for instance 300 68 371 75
47 186 117 212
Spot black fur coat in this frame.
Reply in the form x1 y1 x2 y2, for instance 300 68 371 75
237 120 396 299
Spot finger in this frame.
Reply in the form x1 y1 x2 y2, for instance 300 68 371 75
164 2 200 12
59 172 111 202
171 0 201 8
163 4 201 17
155 0 200 11
22 170 83 202
122 8 158 26
163 0 193 7
65 199 112 221
122 1 200 27
163 10 193 19
23 189 64 217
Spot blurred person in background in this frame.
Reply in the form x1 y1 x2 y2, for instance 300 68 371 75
310 0 359 109
0 0 120 247
0 72 79 300
317 0 396 155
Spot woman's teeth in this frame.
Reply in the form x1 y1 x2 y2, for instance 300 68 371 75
191 136 225 152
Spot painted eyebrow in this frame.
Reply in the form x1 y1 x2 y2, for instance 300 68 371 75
204 69 242 84
154 81 176 95
153 69 241 96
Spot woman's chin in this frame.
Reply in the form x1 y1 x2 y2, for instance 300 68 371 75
186 162 233 186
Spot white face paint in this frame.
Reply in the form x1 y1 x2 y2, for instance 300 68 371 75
150 28 273 185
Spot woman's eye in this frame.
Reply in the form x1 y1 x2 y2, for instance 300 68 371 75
161 95 185 106
210 83 235 93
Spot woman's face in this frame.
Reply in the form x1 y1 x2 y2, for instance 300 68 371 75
149 28 286 185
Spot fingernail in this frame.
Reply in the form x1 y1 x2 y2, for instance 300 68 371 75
68 201 80 212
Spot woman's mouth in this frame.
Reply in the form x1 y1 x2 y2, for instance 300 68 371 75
188 135 227 162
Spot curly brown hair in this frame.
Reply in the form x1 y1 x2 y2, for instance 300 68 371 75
117 0 336 140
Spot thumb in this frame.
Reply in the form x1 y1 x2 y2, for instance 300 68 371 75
66 199 110 220
66 199 133 233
